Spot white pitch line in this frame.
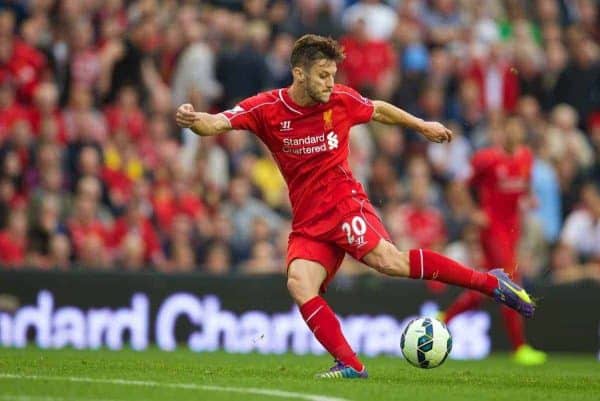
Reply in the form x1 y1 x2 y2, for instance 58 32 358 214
0 374 351 401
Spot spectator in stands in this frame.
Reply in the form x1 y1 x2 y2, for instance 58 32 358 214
62 84 108 145
339 18 396 96
67 188 110 268
65 18 101 98
368 156 402 208
104 14 157 103
110 200 164 269
554 35 600 128
0 177 17 229
222 176 283 263
27 195 67 269
465 41 520 113
388 168 446 252
0 79 28 142
47 234 72 270
441 181 478 244
250 147 287 211
0 206 28 267
546 104 594 170
283 0 343 39
162 213 197 273
240 240 281 275
558 181 600 263
589 114 600 183
342 0 397 41
216 12 270 108
171 6 221 111
202 240 232 275
423 0 464 46
265 33 294 89
2 129 30 197
428 122 472 181
0 9 46 104
28 155 70 220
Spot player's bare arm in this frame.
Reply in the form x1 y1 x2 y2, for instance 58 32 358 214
371 100 453 143
175 103 231 136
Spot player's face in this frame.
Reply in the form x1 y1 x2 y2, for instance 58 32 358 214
305 59 337 103
504 118 525 149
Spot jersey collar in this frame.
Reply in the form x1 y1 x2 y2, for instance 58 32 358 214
279 87 329 115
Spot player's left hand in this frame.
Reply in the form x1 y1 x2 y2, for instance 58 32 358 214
419 121 453 143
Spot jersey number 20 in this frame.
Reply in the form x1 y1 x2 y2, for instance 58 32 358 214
342 216 367 245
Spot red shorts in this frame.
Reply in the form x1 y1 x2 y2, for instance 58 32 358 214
287 194 391 292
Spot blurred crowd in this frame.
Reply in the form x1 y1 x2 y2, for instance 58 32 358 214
0 0 599 284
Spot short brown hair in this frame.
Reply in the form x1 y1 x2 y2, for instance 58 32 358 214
290 34 345 69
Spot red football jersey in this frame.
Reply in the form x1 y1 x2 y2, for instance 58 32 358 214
470 146 533 226
221 84 374 235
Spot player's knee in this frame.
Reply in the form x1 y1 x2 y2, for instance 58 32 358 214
286 271 315 305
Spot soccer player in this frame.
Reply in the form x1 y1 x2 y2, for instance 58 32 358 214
175 35 536 378
441 117 547 365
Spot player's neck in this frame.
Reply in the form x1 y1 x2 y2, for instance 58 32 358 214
288 83 318 107
504 144 518 155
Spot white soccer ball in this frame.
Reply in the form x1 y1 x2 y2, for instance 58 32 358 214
400 317 452 369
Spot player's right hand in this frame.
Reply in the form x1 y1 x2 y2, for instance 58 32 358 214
175 103 198 128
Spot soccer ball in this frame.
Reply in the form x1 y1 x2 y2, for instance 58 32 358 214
400 317 452 369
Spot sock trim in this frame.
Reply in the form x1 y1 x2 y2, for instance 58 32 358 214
305 305 324 323
419 248 424 279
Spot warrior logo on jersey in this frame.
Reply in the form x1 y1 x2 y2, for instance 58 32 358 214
280 120 292 131
323 109 333 131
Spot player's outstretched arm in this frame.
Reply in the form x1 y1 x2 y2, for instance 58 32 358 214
371 100 452 143
175 103 232 136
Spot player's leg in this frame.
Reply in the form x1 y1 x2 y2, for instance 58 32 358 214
443 226 498 324
480 229 526 349
362 241 495 294
287 235 367 378
484 229 547 364
360 240 534 317
442 290 486 323
335 199 535 317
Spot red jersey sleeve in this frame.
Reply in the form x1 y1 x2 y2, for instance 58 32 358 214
220 93 270 133
334 85 375 125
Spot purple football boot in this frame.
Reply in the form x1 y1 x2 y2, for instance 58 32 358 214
490 269 536 318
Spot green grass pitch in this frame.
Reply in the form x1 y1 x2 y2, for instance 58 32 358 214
0 348 598 401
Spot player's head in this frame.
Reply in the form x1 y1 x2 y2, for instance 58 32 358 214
581 181 600 216
502 116 526 151
290 34 345 103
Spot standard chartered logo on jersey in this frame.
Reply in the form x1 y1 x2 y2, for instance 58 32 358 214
326 132 338 149
282 131 339 154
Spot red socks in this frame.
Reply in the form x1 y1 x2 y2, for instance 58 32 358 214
443 290 485 323
501 306 526 349
300 296 364 372
409 249 498 296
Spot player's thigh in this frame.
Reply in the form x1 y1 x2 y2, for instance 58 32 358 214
333 197 397 267
287 233 344 297
361 238 410 276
